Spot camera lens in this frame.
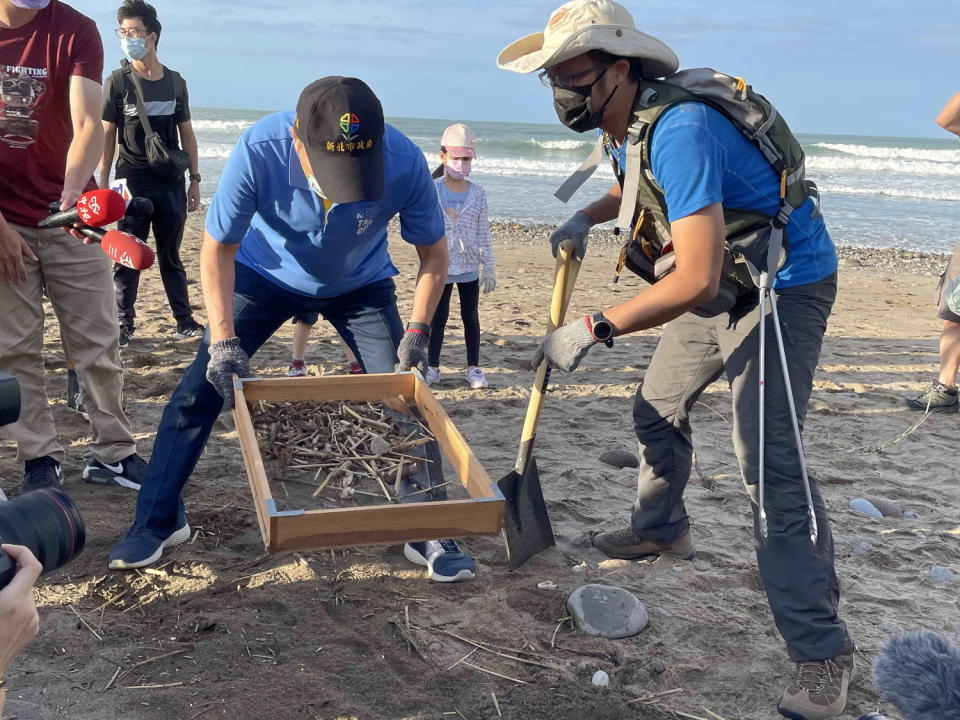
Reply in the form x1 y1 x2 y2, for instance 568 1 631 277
0 488 86 589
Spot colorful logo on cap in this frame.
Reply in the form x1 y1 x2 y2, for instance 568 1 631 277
340 113 360 142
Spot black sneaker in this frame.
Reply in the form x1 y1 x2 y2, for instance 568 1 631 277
119 326 134 348
21 456 63 494
174 320 204 341
403 539 476 582
82 452 146 490
905 381 959 413
66 369 88 420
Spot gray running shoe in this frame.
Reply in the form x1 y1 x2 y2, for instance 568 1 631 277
904 381 959 413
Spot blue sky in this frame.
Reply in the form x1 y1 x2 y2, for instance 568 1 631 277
70 0 958 138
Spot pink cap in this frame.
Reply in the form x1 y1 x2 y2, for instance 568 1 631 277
441 123 477 158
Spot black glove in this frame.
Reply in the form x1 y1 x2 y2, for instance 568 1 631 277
205 337 250 408
549 210 595 260
395 324 430 376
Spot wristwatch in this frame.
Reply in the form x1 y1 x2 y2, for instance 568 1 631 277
189 173 202 183
588 312 615 347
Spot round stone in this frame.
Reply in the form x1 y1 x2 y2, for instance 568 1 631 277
849 498 883 518
862 495 904 518
591 670 609 687
567 583 648 639
930 566 955 584
599 449 639 469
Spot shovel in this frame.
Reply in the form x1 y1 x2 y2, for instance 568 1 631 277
499 239 582 569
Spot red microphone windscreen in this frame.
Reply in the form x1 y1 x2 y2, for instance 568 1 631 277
100 230 155 270
75 189 128 227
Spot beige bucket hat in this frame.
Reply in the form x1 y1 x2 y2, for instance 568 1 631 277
497 0 678 78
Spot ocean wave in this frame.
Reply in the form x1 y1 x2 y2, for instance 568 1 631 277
806 154 960 177
422 153 614 180
810 142 959 164
198 144 236 159
528 138 594 151
192 119 254 132
819 184 960 203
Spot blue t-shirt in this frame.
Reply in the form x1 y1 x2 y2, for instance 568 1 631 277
205 111 445 298
615 102 837 288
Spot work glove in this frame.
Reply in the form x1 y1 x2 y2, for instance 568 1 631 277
549 210 595 260
531 316 599 373
395 325 430 376
206 337 250 408
480 267 496 294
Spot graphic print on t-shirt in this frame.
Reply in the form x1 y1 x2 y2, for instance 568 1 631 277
0 64 47 148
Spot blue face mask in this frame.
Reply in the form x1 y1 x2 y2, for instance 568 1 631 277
120 37 148 61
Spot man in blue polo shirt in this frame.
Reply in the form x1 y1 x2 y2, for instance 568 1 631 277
108 77 477 583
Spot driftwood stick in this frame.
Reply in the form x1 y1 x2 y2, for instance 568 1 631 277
461 661 528 685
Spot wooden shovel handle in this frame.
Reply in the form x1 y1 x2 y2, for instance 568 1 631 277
514 240 582 474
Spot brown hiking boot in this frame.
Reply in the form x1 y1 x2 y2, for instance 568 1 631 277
777 651 854 720
591 527 695 560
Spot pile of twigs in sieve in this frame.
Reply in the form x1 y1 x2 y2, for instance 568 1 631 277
252 400 444 505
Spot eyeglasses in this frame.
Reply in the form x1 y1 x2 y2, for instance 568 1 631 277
538 63 612 91
115 28 149 39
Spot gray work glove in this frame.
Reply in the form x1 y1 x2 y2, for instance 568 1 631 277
395 327 429 376
206 337 250 408
531 316 597 372
549 210 595 260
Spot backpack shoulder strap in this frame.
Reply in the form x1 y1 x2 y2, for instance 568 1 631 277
110 67 126 118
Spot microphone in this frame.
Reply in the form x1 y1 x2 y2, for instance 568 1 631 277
75 227 156 271
38 189 127 229
873 630 960 720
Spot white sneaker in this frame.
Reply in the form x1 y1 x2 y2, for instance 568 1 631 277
466 367 488 389
425 367 440 386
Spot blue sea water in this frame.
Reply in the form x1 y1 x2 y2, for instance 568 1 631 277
190 107 960 254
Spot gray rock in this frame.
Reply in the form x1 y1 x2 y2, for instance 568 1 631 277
849 498 883 518
904 510 920 519
599 449 639 469
428 642 442 652
930 565 955 583
591 670 609 687
862 495 904 518
567 584 648 639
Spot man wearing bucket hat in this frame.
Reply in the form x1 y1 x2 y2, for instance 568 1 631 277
499 1 853 717
108 77 479 584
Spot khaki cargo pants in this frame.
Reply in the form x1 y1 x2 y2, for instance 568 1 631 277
0 224 136 464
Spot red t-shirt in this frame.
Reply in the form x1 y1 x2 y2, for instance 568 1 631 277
0 1 102 226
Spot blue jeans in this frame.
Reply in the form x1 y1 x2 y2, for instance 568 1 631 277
132 262 403 532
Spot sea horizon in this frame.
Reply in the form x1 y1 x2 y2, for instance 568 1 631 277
187 107 960 256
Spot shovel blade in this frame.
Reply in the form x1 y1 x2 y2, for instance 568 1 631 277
497 455 555 570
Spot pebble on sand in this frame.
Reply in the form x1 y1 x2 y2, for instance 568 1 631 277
929 566 955 584
599 449 639 469
567 584 648 639
591 670 609 687
849 498 883 518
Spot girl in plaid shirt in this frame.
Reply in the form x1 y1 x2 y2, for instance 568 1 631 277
426 124 496 389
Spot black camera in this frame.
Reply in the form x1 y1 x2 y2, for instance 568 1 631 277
0 371 86 588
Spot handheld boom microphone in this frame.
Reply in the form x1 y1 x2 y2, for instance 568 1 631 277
38 189 127 229
873 630 960 720
75 227 156 271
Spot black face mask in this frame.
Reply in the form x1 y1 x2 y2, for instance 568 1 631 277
552 65 619 133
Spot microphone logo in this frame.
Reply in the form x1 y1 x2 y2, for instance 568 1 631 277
120 251 133 267
77 195 101 224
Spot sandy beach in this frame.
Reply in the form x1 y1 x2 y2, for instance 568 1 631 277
1 216 957 720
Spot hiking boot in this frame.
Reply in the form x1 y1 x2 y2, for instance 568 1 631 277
286 359 308 377
21 456 63 494
778 651 854 720
404 539 476 582
592 527 695 560
174 320 204 341
119 326 134 348
82 452 146 490
66 369 88 420
424 367 440 386
904 381 959 413
109 520 191 570
466 367 488 389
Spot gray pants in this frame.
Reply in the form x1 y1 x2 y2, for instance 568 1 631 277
632 273 852 661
